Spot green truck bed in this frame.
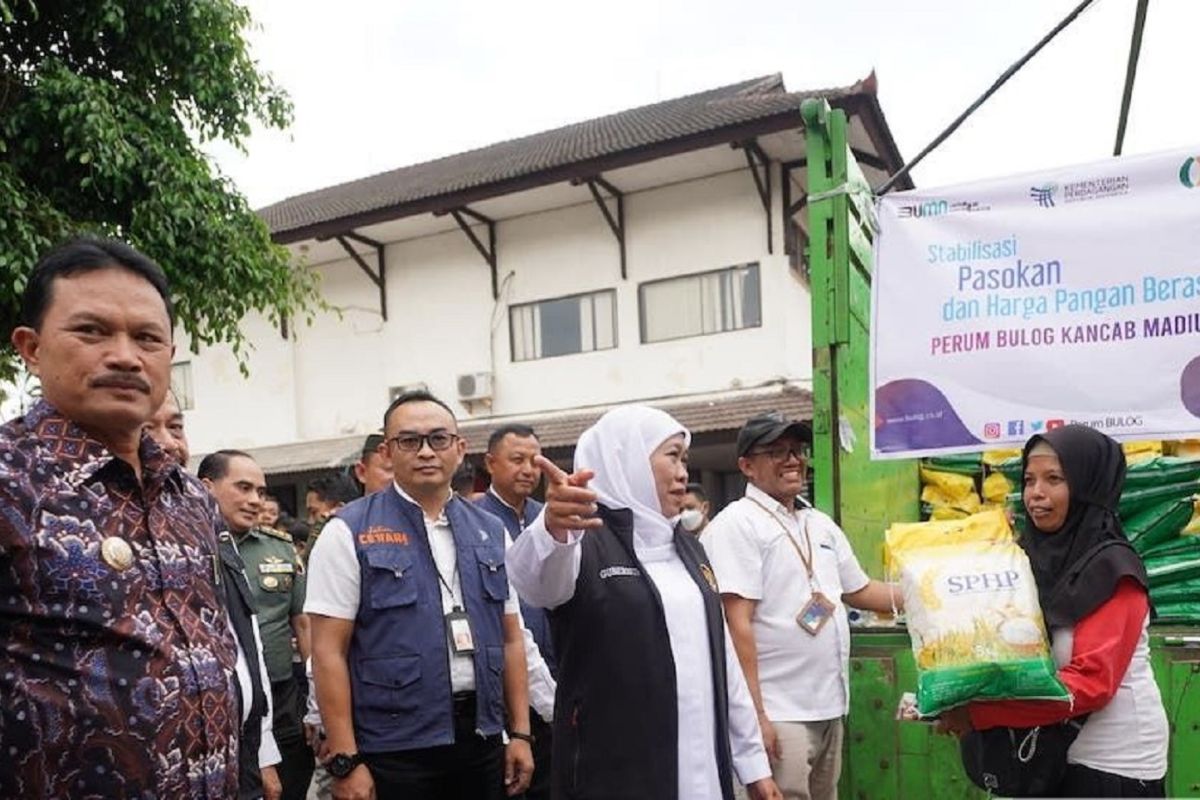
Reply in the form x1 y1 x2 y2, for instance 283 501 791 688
843 627 1200 799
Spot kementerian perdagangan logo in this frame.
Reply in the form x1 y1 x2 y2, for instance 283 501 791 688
1029 183 1058 208
1179 156 1200 188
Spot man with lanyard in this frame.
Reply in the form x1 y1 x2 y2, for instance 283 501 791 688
475 424 557 800
0 237 241 797
306 390 534 799
703 412 900 800
145 395 283 800
200 450 314 800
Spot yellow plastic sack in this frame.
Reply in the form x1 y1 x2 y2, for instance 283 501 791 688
982 449 1021 467
921 484 982 513
929 506 971 522
982 472 1013 504
1167 440 1200 458
1123 440 1163 464
920 467 976 501
1184 498 1200 536
886 510 1067 715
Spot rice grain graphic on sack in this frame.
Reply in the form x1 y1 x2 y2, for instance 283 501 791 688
885 509 1068 716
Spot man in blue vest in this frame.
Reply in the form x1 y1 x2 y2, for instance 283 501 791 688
475 424 554 800
306 390 534 800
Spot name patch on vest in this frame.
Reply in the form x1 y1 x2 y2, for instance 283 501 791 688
599 566 641 580
358 526 411 546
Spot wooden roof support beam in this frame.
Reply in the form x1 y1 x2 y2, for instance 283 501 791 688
442 207 499 299
735 140 773 254
331 232 387 320
573 175 626 280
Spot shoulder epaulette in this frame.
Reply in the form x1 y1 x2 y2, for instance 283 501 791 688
259 526 293 543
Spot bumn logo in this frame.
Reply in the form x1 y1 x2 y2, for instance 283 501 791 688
898 199 950 218
1029 183 1058 208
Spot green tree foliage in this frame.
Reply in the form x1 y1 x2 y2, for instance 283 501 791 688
0 0 320 378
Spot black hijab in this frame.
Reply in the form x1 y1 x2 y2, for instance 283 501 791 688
1018 425 1149 628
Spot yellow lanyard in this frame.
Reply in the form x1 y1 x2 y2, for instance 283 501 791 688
746 497 818 588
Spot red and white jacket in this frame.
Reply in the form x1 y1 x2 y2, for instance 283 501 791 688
968 578 1168 780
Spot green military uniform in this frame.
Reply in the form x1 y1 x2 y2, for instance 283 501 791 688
302 515 330 567
235 527 313 799
236 526 305 682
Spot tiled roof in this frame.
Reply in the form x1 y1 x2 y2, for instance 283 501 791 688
205 384 814 476
459 384 814 452
259 73 889 241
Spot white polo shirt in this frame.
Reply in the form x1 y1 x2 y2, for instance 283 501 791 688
701 483 869 722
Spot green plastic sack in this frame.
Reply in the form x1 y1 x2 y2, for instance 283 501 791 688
1145 557 1200 588
923 453 983 476
1119 481 1200 519
1149 578 1200 606
1125 498 1196 553
1152 601 1200 621
1122 457 1200 490
1142 535 1200 562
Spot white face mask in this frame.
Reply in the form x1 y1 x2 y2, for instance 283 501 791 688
679 508 706 532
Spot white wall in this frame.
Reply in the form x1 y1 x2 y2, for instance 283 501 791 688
183 165 814 455
177 313 300 452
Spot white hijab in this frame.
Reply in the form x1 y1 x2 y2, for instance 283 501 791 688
573 405 691 550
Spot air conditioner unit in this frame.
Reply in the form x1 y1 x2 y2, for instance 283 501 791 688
457 372 493 402
388 382 428 402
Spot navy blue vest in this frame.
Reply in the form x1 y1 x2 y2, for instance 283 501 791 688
474 491 557 678
338 488 510 753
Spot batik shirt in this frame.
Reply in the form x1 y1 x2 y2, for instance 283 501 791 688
0 401 240 798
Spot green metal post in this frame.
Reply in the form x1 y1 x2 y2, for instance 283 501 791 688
801 98 919 578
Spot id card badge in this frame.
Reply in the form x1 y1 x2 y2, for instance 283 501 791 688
796 592 836 636
446 607 476 655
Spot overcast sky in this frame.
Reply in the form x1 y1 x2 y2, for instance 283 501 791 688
209 0 1198 208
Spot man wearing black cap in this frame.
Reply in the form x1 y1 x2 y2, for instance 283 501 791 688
353 433 393 495
702 412 899 800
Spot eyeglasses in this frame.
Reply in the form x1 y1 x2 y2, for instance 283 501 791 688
388 431 460 452
748 443 811 463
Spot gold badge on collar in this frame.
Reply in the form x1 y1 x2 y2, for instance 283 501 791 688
699 563 719 592
263 575 280 589
101 536 135 572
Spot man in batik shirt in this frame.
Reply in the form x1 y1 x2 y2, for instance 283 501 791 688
0 237 241 798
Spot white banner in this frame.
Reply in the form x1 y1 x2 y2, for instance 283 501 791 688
871 147 1200 458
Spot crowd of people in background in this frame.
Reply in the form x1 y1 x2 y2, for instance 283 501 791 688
0 233 1168 800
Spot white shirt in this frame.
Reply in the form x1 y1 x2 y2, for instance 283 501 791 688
701 484 870 722
225 590 281 768
506 512 772 793
1053 617 1168 780
481 488 558 722
304 483 519 693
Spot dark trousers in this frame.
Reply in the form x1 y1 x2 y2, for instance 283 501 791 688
363 693 505 800
272 677 316 800
519 712 553 800
1057 763 1165 798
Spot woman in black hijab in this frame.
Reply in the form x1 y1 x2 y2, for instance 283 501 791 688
944 425 1168 797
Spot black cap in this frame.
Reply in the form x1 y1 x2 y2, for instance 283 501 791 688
736 411 813 458
361 433 386 458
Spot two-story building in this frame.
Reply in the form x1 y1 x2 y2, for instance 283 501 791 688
181 72 910 514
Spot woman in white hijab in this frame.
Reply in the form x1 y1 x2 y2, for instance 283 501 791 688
507 405 781 800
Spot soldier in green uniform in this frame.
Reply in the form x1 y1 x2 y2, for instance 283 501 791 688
200 449 314 800
302 471 358 564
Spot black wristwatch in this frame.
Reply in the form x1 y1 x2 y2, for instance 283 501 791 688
327 752 364 779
